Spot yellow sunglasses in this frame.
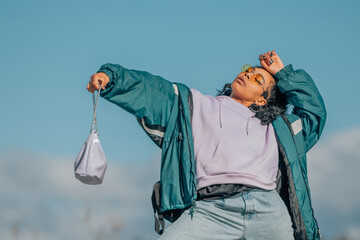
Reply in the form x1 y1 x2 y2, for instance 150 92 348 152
241 66 265 91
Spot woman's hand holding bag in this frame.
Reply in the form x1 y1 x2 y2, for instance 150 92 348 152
74 74 110 185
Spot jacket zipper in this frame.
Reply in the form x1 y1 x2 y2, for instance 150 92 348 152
178 86 197 216
178 132 185 198
177 94 185 198
281 115 321 238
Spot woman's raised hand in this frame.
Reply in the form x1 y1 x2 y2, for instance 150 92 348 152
259 50 285 75
87 72 110 93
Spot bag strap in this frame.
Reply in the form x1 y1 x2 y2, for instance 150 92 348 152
151 181 165 234
91 88 101 133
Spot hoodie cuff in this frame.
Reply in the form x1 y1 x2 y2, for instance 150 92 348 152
274 64 294 81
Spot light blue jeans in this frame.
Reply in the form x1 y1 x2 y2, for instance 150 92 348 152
158 189 294 240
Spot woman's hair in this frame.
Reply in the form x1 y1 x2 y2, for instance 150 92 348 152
216 67 287 125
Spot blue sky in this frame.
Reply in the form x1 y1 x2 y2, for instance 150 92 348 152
1 0 360 160
1 1 360 239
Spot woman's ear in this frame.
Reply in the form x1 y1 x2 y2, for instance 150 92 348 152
255 98 267 106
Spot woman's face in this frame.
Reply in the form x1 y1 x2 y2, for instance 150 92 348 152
230 67 275 107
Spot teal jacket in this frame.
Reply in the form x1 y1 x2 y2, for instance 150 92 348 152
98 63 326 240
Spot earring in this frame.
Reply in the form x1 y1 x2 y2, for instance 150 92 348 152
249 103 260 113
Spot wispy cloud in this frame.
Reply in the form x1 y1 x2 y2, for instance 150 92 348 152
308 126 360 239
0 149 162 240
1 126 359 240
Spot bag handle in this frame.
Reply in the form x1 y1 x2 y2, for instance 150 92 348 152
91 87 101 133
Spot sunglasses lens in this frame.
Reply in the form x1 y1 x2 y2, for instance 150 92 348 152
246 67 255 73
251 74 264 85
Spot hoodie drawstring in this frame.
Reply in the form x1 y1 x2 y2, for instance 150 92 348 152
219 101 223 128
219 98 253 134
246 118 250 135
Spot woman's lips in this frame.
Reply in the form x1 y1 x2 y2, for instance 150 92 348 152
236 77 246 85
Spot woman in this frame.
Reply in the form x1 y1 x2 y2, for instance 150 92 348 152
87 51 326 240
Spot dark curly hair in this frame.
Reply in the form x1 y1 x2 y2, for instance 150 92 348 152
216 67 287 125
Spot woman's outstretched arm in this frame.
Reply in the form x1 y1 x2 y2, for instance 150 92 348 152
87 63 177 147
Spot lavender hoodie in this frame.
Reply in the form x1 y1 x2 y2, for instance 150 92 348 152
190 89 279 190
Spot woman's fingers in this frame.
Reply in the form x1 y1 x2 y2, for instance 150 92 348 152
259 54 267 66
270 50 276 57
269 51 274 64
259 53 272 68
87 75 101 93
86 72 110 93
259 54 270 71
92 78 101 91
87 76 94 93
258 50 285 75
87 75 95 93
264 53 272 65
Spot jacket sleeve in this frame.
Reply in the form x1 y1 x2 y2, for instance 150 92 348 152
274 64 327 152
97 63 175 132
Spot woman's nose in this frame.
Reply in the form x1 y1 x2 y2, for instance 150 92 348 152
244 72 252 79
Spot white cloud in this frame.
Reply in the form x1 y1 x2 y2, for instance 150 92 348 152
1 126 359 240
0 149 162 240
307 126 360 239
343 226 360 240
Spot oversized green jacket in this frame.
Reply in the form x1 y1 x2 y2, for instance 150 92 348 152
98 63 326 240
